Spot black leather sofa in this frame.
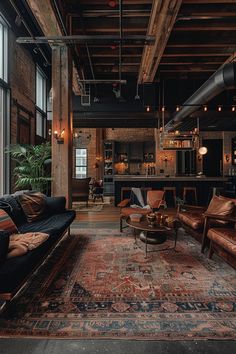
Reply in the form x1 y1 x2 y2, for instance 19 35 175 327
0 193 76 300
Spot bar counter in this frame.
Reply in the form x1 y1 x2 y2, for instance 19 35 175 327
114 175 228 206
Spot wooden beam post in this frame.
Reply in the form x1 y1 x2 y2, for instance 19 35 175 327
51 45 73 207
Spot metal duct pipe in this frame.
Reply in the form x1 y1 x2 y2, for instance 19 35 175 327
165 62 236 131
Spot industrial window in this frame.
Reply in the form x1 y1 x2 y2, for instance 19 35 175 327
0 14 10 194
36 66 47 138
75 148 87 178
0 15 8 83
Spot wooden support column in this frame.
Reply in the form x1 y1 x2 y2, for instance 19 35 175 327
51 45 73 207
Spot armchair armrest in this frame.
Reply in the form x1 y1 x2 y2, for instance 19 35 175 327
117 199 130 208
177 204 206 213
203 213 236 223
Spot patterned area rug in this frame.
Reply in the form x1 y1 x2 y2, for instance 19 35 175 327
0 229 236 340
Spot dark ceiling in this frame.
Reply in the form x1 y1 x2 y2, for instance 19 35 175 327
4 0 236 129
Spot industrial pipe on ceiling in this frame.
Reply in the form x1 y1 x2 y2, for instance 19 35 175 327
165 61 236 131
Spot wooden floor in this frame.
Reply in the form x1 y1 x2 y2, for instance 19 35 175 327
74 201 176 224
75 203 120 222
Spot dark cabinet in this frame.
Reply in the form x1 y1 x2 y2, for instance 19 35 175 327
129 142 143 161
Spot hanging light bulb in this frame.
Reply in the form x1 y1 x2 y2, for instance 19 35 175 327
161 106 165 112
218 106 222 112
176 106 180 112
203 105 207 112
146 106 150 112
232 106 236 112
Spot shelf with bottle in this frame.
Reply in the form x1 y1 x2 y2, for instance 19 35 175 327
160 131 199 150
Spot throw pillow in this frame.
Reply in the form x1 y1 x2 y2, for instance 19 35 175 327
7 232 49 258
18 192 46 223
0 196 27 226
0 230 10 265
0 209 19 234
45 196 66 215
206 195 234 217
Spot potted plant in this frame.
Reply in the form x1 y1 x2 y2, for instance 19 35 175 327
7 142 52 194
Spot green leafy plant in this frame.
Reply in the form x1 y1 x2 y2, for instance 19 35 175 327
7 143 52 193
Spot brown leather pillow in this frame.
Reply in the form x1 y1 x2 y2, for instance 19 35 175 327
18 192 46 223
206 195 234 217
7 232 49 258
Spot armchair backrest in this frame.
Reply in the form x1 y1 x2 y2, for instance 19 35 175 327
72 177 91 195
147 190 165 209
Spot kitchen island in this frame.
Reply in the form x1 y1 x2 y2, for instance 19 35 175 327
114 175 228 206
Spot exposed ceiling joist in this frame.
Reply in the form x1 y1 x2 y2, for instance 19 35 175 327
138 0 182 83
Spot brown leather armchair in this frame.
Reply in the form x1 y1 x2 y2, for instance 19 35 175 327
118 190 166 232
72 177 91 207
177 195 236 269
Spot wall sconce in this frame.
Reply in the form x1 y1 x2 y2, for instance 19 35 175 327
198 146 208 161
54 129 65 144
225 154 230 163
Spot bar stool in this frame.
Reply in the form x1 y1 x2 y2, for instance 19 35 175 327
183 187 197 205
163 187 176 207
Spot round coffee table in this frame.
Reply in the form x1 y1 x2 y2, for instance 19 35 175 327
126 216 179 258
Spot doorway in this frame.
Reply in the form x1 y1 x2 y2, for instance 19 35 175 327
202 139 223 176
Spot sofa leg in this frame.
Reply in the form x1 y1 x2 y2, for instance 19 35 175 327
209 241 214 259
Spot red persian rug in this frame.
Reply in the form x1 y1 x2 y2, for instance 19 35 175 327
0 229 236 340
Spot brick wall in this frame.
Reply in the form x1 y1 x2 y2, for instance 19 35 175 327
106 128 154 141
9 31 36 145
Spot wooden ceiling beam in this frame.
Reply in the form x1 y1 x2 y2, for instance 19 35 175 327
26 0 82 95
183 0 236 3
138 0 182 83
78 0 152 4
163 53 229 57
160 61 223 65
174 25 236 31
74 28 147 33
167 43 236 48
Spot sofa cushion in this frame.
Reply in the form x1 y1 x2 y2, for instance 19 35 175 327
44 196 66 215
178 211 204 230
0 196 27 226
18 210 76 237
206 195 234 217
207 228 236 256
0 231 10 265
8 232 49 258
18 192 46 223
0 209 18 234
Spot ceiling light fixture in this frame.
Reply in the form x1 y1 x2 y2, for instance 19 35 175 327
176 106 180 112
203 105 207 112
218 106 222 112
146 106 150 112
232 106 235 112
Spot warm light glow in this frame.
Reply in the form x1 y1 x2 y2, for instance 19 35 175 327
198 146 208 155
60 128 65 136
174 130 180 135
53 130 58 137
203 106 207 112
218 106 222 112
176 106 180 112
232 106 236 112
161 106 165 112
146 106 150 112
